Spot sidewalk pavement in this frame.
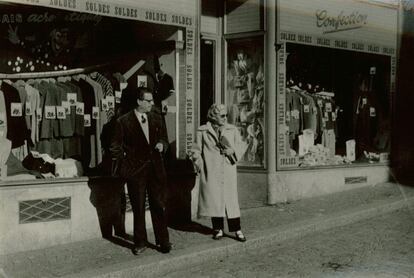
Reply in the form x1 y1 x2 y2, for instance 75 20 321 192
1 182 414 278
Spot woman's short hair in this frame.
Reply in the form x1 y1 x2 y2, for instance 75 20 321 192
207 104 227 123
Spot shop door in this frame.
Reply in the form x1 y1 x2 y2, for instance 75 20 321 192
200 38 216 125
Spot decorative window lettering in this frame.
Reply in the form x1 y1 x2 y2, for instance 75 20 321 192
316 10 368 34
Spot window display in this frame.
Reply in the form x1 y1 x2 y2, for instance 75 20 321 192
0 4 179 181
226 36 265 167
282 43 391 168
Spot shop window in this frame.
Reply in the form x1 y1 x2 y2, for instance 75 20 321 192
280 43 391 169
226 36 264 167
0 4 180 181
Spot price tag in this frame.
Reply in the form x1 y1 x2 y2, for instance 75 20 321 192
25 102 32 115
317 99 323 106
67 93 77 106
115 91 122 103
76 102 84 115
92 106 100 119
303 105 310 113
101 98 109 111
11 103 22 117
370 107 376 117
332 112 337 121
84 114 91 127
56 106 66 119
107 96 115 109
137 75 147 87
362 98 367 105
62 101 71 115
325 102 332 112
36 108 42 121
45 106 56 119
312 107 318 114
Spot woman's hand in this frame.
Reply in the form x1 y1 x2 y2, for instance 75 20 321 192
222 147 235 156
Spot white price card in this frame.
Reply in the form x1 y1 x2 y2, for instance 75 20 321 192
107 96 115 109
56 106 66 119
84 114 91 127
25 102 32 115
92 106 100 119
303 105 310 113
115 91 122 103
76 102 84 115
67 93 77 106
370 107 376 117
137 75 147 87
11 103 22 117
36 108 42 121
362 98 367 105
101 98 109 111
45 106 56 119
62 101 71 115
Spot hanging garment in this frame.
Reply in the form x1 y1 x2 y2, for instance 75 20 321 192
1 82 29 148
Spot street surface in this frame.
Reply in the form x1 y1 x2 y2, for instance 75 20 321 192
164 208 414 278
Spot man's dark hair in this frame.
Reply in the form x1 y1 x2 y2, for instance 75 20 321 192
137 87 152 101
120 87 152 111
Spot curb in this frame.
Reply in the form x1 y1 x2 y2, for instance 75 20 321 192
64 195 414 278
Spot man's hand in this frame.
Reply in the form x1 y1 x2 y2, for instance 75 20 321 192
161 100 168 114
155 143 164 153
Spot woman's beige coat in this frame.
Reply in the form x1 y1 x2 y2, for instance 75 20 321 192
192 122 245 218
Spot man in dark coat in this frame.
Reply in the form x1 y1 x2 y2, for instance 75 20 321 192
110 87 171 254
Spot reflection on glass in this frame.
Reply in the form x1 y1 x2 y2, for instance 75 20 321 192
226 37 264 167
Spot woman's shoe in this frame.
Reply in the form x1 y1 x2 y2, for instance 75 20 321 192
212 229 223 240
235 230 246 242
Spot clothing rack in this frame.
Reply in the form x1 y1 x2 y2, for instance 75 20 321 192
0 63 110 80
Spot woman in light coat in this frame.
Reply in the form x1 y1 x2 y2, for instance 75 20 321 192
190 104 246 242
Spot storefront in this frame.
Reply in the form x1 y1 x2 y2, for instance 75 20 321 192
0 0 197 254
199 0 398 205
271 0 397 203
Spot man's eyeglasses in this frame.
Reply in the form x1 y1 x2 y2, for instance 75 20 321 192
219 114 227 118
142 99 154 103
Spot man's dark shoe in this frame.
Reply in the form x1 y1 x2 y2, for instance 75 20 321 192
132 245 147 255
158 242 172 254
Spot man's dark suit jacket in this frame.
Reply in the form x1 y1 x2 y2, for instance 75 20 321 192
110 110 168 181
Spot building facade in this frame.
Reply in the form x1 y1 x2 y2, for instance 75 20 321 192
0 0 398 254
199 0 398 206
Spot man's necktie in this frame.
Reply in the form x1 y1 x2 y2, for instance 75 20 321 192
140 114 149 143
